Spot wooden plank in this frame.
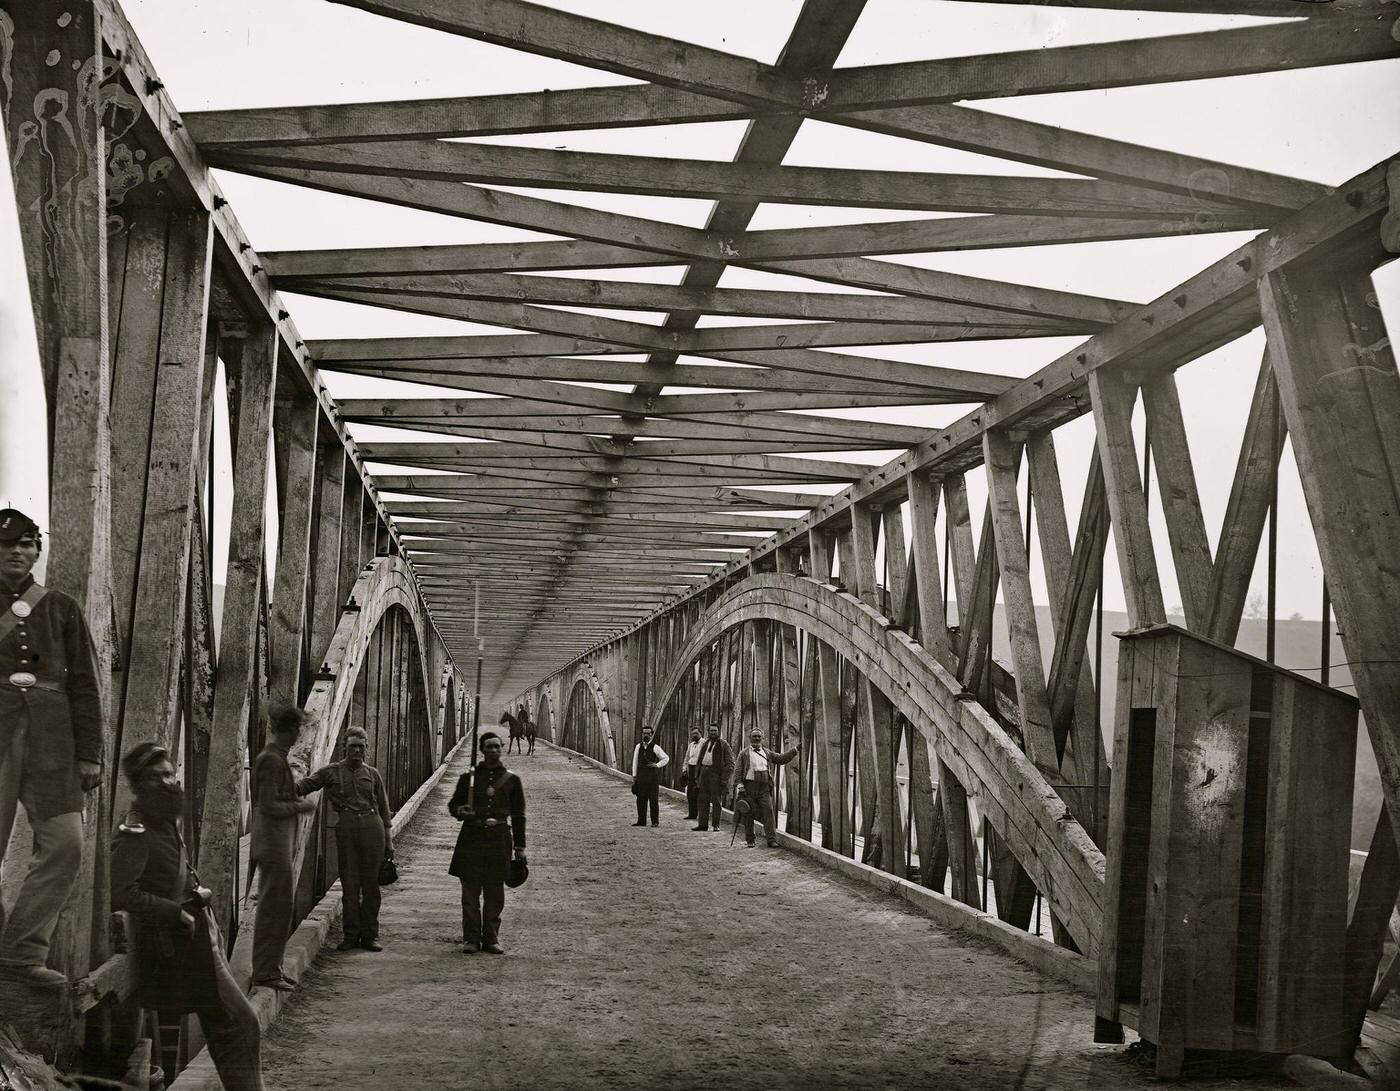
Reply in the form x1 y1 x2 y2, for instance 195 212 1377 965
218 137 1239 219
1089 370 1167 627
1256 674 1356 1056
809 530 848 854
982 432 1056 765
267 383 320 706
119 210 214 755
187 82 751 147
232 167 1130 326
1142 374 1214 632
196 328 277 937
850 502 904 874
1205 351 1287 645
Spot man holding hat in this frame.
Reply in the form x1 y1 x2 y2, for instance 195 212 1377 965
448 732 526 954
297 726 393 952
112 741 265 1090
0 508 102 983
729 729 799 848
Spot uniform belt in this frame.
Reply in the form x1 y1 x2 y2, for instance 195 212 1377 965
337 806 376 815
3 676 62 694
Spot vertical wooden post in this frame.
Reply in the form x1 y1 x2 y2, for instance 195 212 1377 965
307 436 346 670
905 472 956 892
118 210 213 755
197 328 278 936
267 382 319 707
2 0 112 989
838 529 879 859
809 529 848 854
849 503 903 875
1088 371 1166 626
1260 242 1400 1037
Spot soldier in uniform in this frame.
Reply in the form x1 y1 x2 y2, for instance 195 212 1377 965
249 706 316 990
297 726 393 952
448 732 525 955
0 508 102 983
111 741 266 1091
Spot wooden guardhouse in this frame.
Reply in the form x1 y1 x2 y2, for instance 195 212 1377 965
1096 624 1359 1077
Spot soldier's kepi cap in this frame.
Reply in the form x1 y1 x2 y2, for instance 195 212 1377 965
0 509 39 543
121 741 170 784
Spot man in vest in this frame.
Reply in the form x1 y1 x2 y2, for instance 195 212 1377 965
729 728 799 848
690 722 734 833
297 727 393 951
0 508 102 984
629 725 669 827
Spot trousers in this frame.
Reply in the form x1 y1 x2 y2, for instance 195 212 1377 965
0 723 83 967
684 767 699 818
198 908 267 1091
634 782 658 824
250 819 295 983
460 881 505 946
696 769 724 829
739 782 777 845
337 811 385 943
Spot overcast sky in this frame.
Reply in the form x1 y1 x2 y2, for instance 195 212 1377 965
2 1 1397 629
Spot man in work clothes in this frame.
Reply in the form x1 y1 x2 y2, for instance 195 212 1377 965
0 508 102 984
681 727 703 821
112 741 266 1091
297 726 393 952
691 722 734 833
730 728 799 848
249 706 316 989
448 732 525 954
629 725 668 827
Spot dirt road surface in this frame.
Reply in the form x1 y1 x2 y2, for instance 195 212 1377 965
261 744 1291 1090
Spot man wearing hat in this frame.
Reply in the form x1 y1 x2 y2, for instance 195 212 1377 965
248 705 317 990
447 732 526 954
0 508 102 983
297 726 393 952
690 722 734 833
112 741 265 1090
729 728 799 848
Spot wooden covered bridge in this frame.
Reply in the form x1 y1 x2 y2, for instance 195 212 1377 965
1 0 1399 1085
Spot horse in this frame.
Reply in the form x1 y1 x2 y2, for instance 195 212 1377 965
500 709 526 755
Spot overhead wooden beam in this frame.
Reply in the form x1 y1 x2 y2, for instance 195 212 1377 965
216 138 1242 219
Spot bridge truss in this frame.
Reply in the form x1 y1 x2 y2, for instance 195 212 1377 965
2 0 1399 1081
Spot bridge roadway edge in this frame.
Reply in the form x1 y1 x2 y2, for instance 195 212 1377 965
549 739 1095 996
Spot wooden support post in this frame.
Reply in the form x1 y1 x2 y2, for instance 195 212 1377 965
1205 351 1287 645
2 0 113 995
850 503 903 875
904 471 954 890
1141 374 1214 632
938 755 982 910
838 529 880 860
308 436 347 669
197 328 278 937
809 529 847 853
119 210 214 755
1088 370 1166 626
1260 241 1400 1037
268 381 319 707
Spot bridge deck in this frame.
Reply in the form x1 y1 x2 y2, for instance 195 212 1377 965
261 746 1288 1090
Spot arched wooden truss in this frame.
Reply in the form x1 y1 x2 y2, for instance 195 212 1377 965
647 573 1104 954
3 0 1399 1079
558 659 618 768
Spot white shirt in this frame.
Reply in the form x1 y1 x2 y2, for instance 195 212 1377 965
684 739 704 767
745 747 769 779
699 739 719 766
631 741 670 777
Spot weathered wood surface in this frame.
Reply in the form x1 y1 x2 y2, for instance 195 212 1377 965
647 573 1105 955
